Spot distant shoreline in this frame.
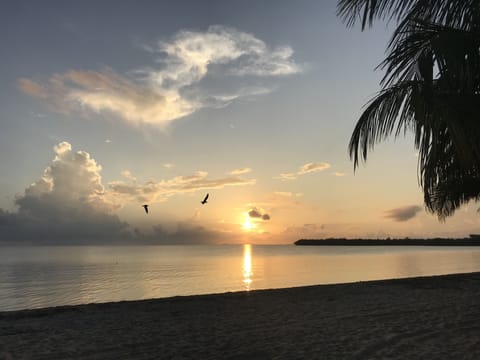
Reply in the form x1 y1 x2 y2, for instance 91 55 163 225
295 237 480 246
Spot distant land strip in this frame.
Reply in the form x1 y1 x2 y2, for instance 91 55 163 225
295 236 480 246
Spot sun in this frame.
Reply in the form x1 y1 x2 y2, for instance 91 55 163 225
243 218 252 231
242 217 256 231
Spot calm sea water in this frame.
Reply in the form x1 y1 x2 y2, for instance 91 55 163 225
1 244 480 311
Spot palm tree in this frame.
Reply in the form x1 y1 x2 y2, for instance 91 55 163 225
337 0 480 219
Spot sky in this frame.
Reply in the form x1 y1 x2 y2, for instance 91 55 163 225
1 0 479 245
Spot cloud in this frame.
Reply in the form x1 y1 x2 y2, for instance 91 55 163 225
121 170 136 182
280 222 370 241
163 163 174 169
19 70 189 127
248 208 262 218
384 205 422 222
276 162 331 181
20 141 119 212
333 172 346 177
229 167 251 175
248 207 270 221
144 222 242 244
0 142 257 244
254 192 305 211
139 219 283 244
109 171 255 204
18 78 48 99
0 142 130 243
273 191 293 197
282 223 328 240
230 44 301 76
298 162 331 175
19 26 301 128
149 25 300 84
276 172 297 181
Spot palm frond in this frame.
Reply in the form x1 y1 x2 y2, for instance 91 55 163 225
349 81 419 168
382 19 480 87
337 0 416 29
423 156 480 219
337 0 479 30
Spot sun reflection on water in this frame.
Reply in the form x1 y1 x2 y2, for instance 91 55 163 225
242 244 253 290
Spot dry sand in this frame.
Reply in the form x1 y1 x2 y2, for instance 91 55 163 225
1 272 480 359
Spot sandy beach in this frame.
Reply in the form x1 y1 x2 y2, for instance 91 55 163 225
1 272 480 359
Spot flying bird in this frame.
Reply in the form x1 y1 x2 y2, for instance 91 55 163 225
201 193 209 205
142 204 149 214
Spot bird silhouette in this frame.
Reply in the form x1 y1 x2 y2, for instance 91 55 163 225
201 193 209 205
142 204 149 214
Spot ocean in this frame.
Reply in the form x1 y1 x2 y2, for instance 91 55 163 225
1 244 480 311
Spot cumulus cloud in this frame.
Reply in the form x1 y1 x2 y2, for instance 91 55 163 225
276 162 331 181
20 142 119 212
0 142 129 243
229 167 251 175
248 207 270 221
384 205 422 222
19 26 301 128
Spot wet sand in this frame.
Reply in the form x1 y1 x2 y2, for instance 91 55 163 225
1 272 480 359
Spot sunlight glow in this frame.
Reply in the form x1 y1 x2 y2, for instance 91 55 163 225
242 215 257 232
242 244 253 290
243 218 252 231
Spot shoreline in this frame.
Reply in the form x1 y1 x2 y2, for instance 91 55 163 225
1 270 479 314
2 272 480 359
